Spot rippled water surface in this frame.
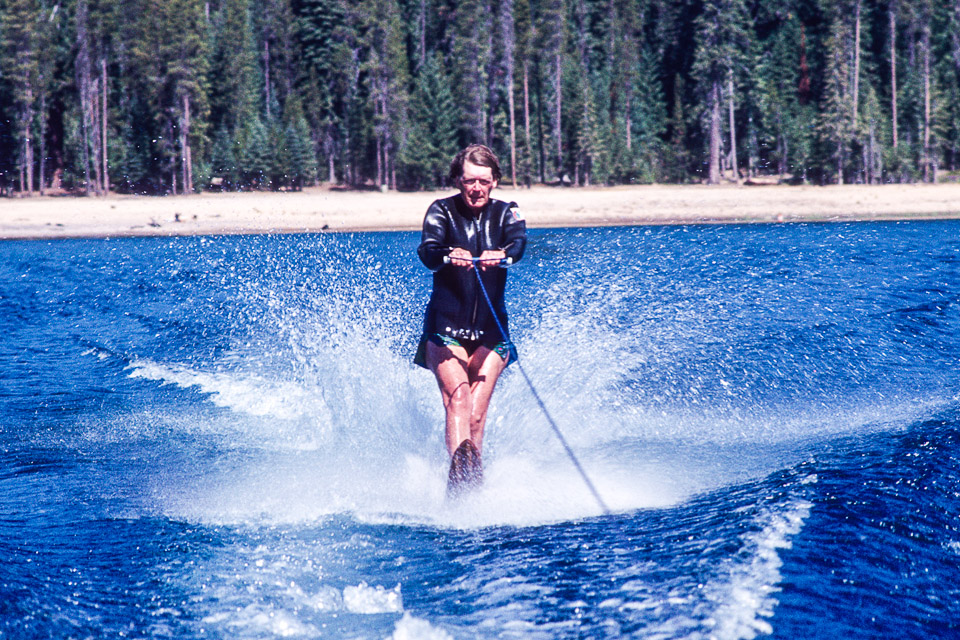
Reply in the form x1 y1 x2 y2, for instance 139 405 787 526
2 221 959 638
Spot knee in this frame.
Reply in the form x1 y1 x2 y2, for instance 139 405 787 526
471 408 488 425
446 382 472 413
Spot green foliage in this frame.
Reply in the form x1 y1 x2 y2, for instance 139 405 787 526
239 116 271 188
209 124 238 189
0 0 42 190
2 0 960 194
448 0 493 145
630 45 669 183
692 0 753 182
755 10 813 180
403 52 460 189
210 0 260 138
281 95 317 189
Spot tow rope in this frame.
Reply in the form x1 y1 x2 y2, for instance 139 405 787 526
469 256 611 516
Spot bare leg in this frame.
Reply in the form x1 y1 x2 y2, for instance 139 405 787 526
426 341 507 456
464 346 507 453
426 341 472 456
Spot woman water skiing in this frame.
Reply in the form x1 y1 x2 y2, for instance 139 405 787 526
414 144 527 492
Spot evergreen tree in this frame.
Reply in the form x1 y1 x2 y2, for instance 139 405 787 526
939 0 960 171
857 82 887 183
239 115 271 188
0 0 41 193
209 0 260 146
123 0 209 193
691 0 752 184
755 9 807 181
0 77 14 191
449 0 493 145
818 12 855 184
283 119 315 190
72 0 120 195
538 0 566 181
514 0 535 185
280 94 316 190
603 0 641 183
564 53 602 185
358 0 410 189
209 124 238 189
33 0 60 193
631 44 668 183
404 51 459 189
255 0 296 121
295 0 353 184
665 73 691 182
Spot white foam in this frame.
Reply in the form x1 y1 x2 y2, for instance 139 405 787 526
199 582 409 639
343 582 403 614
611 497 812 638
127 359 318 421
202 605 317 638
418 452 683 529
704 499 812 639
388 613 453 640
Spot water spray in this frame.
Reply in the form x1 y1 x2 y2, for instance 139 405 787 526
449 255 612 516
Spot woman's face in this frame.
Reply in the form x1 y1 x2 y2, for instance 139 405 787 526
458 160 498 213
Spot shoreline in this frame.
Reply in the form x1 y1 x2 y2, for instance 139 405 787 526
3 182 960 240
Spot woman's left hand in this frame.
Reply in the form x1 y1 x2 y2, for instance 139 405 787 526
477 250 506 270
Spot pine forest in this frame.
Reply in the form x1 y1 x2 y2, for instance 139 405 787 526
1 0 959 196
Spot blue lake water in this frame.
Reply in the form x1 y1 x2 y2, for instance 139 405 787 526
2 221 959 638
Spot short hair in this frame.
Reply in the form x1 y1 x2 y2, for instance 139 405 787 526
449 144 502 183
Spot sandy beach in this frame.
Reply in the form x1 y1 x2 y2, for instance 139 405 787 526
2 182 960 239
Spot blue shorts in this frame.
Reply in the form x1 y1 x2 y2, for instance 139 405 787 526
414 333 518 370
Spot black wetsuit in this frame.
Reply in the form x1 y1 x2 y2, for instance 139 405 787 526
417 194 527 356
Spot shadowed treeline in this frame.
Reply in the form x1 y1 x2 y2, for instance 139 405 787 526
1 0 958 196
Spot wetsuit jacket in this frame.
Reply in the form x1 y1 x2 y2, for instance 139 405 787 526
418 195 527 343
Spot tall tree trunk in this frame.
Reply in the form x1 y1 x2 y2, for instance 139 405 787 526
77 0 91 194
953 0 960 77
890 0 898 149
18 139 24 194
509 79 517 188
264 40 271 119
417 0 426 70
708 80 721 184
554 51 562 180
500 0 517 188
385 142 392 190
922 19 932 182
39 90 46 194
780 129 788 179
101 58 109 194
90 75 102 195
81 103 91 195
626 93 632 153
182 93 193 193
523 63 531 185
727 73 738 183
376 119 383 188
535 60 546 183
22 99 34 194
837 138 844 185
852 0 861 128
484 15 494 145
